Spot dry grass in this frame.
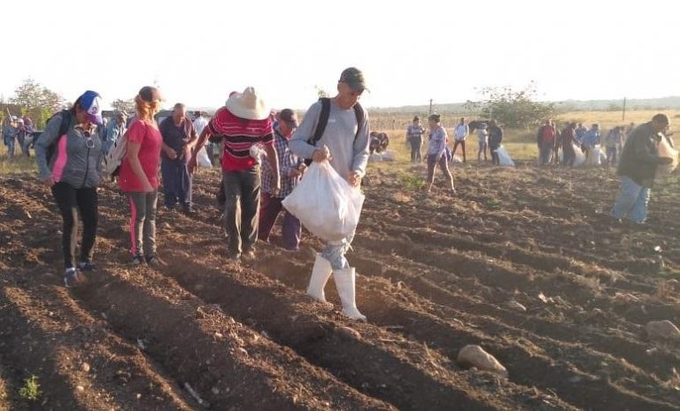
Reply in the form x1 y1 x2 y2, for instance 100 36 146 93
0 154 37 175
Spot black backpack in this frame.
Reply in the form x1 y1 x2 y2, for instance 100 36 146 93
44 110 73 164
304 98 365 165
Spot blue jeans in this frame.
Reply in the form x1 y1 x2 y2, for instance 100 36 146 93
4 138 15 157
611 176 651 223
322 232 355 270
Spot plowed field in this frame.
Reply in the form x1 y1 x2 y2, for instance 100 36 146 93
1 161 679 410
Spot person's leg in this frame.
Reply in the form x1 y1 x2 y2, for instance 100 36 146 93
611 176 643 221
258 192 283 242
223 172 243 256
630 186 651 224
51 182 78 269
438 154 455 191
161 160 178 209
409 139 417 163
452 140 460 158
483 142 488 161
6 138 14 157
426 154 437 190
127 192 147 258
241 167 262 252
611 147 618 165
179 163 192 209
144 191 158 258
416 138 422 163
477 141 483 161
76 186 98 264
282 209 302 250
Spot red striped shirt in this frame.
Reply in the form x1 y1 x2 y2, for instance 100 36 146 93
208 107 274 171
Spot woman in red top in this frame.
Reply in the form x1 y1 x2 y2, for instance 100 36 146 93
118 86 163 265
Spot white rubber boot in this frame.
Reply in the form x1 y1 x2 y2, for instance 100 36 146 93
306 254 332 302
333 267 367 321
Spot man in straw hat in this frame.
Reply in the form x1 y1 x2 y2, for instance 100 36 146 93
191 87 280 260
290 67 371 321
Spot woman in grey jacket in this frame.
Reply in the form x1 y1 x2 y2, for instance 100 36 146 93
35 90 104 287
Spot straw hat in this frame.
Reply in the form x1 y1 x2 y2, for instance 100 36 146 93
225 87 269 120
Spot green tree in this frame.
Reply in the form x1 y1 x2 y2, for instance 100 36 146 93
465 81 558 128
111 98 135 114
9 78 65 128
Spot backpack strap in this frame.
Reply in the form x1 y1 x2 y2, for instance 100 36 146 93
58 110 72 137
353 102 365 143
308 97 331 146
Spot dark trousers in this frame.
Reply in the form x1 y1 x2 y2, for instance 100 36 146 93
258 193 302 250
452 140 466 162
562 145 575 166
409 137 422 163
539 143 553 165
490 144 500 165
223 168 260 255
606 146 618 165
427 153 452 183
161 159 192 208
51 182 98 269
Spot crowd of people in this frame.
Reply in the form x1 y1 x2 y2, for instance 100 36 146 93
32 67 370 321
2 115 35 157
4 64 673 322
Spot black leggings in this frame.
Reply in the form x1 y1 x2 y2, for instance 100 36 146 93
51 182 98 269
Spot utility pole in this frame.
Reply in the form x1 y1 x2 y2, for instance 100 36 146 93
429 98 433 115
622 97 626 122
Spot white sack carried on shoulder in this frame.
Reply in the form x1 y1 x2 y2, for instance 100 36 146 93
282 160 365 242
657 136 679 175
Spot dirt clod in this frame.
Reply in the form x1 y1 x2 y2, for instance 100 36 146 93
646 320 680 342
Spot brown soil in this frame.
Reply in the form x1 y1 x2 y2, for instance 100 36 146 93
1 162 679 410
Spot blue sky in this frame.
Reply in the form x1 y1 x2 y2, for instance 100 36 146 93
1 0 677 111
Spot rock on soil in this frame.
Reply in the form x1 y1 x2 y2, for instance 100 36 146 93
646 320 680 342
457 345 508 378
507 300 527 312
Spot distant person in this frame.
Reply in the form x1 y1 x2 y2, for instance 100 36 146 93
537 119 557 165
425 113 455 193
575 123 588 145
452 117 469 162
192 110 213 164
103 112 127 155
551 120 562 164
159 103 198 214
191 87 281 260
19 116 34 156
258 108 305 250
290 67 370 321
605 126 624 166
611 114 674 225
582 123 601 161
15 119 30 156
561 122 579 166
2 117 17 157
118 86 164 266
488 120 503 166
405 116 425 163
477 122 489 161
34 90 104 287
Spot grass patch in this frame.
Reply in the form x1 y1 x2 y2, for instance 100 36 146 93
400 174 426 191
18 375 40 402
0 154 36 175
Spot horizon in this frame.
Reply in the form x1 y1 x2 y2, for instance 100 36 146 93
1 0 677 111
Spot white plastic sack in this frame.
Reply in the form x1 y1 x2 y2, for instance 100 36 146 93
381 150 396 161
369 153 383 162
589 145 605 166
657 136 678 175
452 155 463 164
573 143 586 166
495 146 515 167
282 160 365 242
197 146 212 168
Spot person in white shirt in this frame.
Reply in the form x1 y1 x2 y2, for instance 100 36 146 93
192 111 213 164
452 117 469 162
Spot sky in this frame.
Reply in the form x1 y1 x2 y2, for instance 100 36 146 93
1 0 678 111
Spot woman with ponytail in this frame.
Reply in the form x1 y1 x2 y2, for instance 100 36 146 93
117 86 164 265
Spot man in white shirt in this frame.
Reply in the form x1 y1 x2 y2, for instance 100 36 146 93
452 117 469 162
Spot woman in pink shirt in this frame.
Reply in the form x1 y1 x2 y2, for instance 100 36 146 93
118 86 163 265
